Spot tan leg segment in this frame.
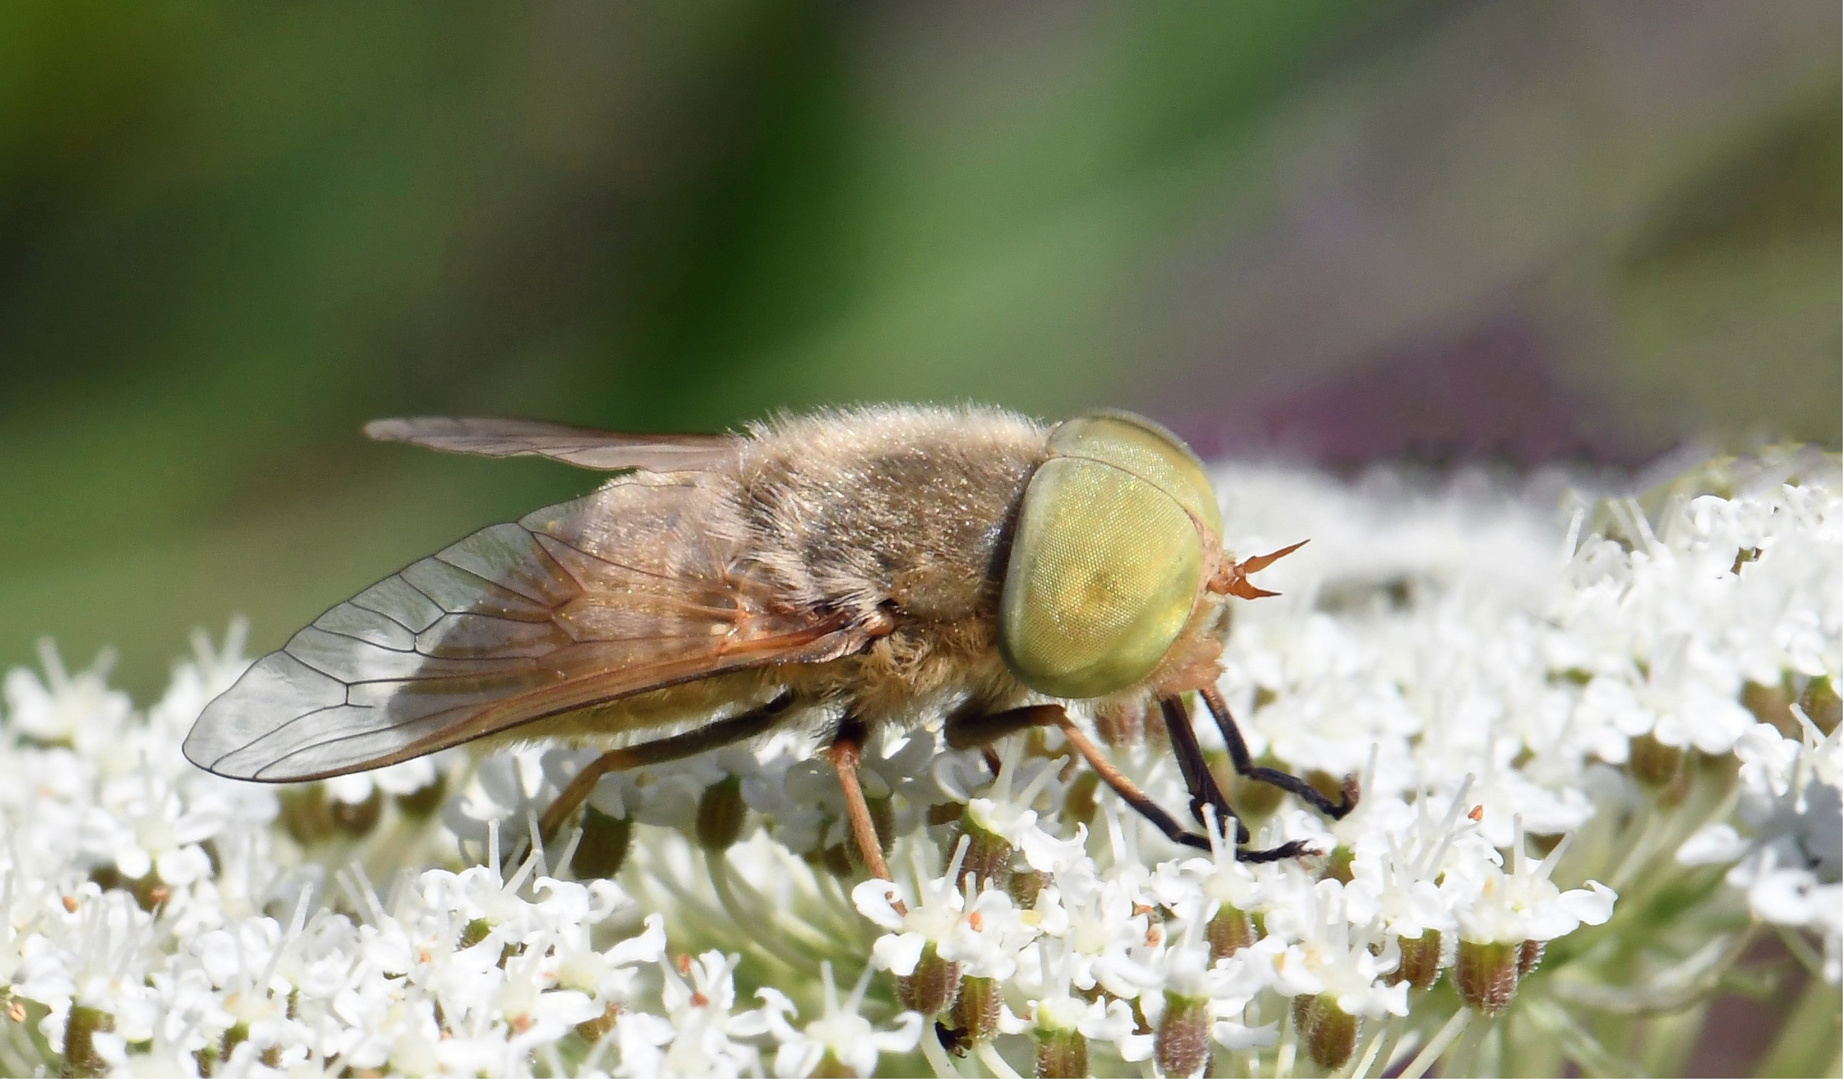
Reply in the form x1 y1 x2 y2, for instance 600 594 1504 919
537 752 621 849
827 730 897 885
533 695 796 852
1051 709 1210 851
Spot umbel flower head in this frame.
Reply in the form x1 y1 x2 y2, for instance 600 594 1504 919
0 446 1836 1077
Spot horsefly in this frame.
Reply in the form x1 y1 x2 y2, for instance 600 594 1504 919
185 406 1355 880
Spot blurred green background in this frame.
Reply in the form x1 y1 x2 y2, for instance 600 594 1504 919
1 0 1837 699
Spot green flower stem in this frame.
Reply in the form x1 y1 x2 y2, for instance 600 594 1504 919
917 1026 961 1078
974 1040 1023 1079
1756 975 1844 1078
1347 1014 1397 1079
1399 1009 1469 1080
703 849 843 969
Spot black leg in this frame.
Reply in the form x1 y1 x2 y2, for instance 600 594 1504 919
1201 686 1359 820
944 703 1064 749
1167 693 1336 862
1157 696 1249 844
1236 839 1321 863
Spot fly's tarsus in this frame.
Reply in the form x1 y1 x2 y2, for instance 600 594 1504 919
1201 686 1359 821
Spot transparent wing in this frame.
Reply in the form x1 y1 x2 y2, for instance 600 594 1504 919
364 416 736 472
185 477 867 781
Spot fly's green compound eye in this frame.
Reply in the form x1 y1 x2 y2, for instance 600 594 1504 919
999 455 1204 699
1045 411 1222 542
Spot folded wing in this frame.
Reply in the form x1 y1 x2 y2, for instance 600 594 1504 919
186 476 864 781
364 416 737 472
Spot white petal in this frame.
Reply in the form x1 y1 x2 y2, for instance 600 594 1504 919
773 1041 823 1079
1677 824 1749 866
872 933 927 977
850 879 910 930
1558 881 1618 926
1212 1019 1279 1050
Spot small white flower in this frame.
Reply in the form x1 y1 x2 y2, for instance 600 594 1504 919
1268 878 1406 1020
4 641 133 752
1026 943 1155 1062
953 739 1088 872
1345 781 1484 940
652 950 768 1078
854 837 1027 980
1160 806 1269 924
758 961 923 1078
322 755 443 806
1033 859 1161 999
1455 818 1617 946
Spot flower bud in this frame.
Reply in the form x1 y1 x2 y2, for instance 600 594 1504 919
817 842 855 880
832 799 899 876
1628 733 1683 789
1035 1028 1089 1078
896 944 962 1016
329 787 384 838
951 975 1002 1043
1291 992 1317 1030
570 805 633 880
1008 867 1046 908
1800 676 1841 735
221 1021 248 1062
1456 939 1521 1015
394 774 447 819
279 784 334 846
696 775 747 851
575 1002 620 1041
458 917 493 950
1302 993 1359 1071
1325 844 1355 884
89 866 169 913
1155 992 1211 1078
1743 680 1798 736
870 795 897 851
1517 939 1545 977
954 816 1012 891
64 1004 113 1078
1207 904 1255 961
1390 931 1442 990
1062 771 1101 827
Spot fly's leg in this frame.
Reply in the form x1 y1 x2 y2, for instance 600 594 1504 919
1156 695 1243 840
945 703 1210 852
1200 685 1359 820
1160 694 1324 862
942 702 1063 750
943 701 1321 862
827 717 898 884
527 694 797 862
1053 708 1217 852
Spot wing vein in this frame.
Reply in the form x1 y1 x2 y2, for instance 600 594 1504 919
349 598 420 633
312 626 412 652
533 532 693 586
213 700 358 767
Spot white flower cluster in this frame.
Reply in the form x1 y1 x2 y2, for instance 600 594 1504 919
0 448 1835 1077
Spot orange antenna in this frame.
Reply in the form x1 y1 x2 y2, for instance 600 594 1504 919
1211 539 1309 599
